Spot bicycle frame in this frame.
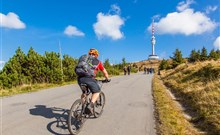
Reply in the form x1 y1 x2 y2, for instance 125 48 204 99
68 79 109 135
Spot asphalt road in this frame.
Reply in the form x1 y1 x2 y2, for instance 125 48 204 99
1 73 156 135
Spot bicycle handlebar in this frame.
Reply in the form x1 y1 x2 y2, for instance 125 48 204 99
96 79 111 83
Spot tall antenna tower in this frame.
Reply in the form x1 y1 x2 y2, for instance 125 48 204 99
148 18 159 60
151 19 155 55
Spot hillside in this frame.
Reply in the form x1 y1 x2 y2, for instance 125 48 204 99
132 60 161 70
160 60 220 134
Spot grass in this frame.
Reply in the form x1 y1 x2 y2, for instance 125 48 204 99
0 74 117 97
153 75 200 135
0 81 77 97
160 60 220 135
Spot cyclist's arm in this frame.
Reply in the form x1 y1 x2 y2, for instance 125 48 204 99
102 68 109 80
97 61 110 80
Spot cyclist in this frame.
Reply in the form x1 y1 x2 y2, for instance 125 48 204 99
77 48 110 114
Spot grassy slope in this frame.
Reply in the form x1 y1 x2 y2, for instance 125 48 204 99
153 75 200 135
160 60 220 134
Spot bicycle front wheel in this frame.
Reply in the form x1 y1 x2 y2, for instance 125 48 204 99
68 99 84 135
94 91 106 118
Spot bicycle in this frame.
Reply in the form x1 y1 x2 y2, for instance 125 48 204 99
68 79 110 135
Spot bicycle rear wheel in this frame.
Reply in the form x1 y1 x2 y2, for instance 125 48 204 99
68 99 85 135
94 91 105 118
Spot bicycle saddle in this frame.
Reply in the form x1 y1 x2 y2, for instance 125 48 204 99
80 84 90 94
80 83 88 90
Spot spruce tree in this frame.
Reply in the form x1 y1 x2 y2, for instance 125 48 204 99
209 49 217 60
159 59 169 70
189 49 197 62
200 46 208 61
170 49 184 68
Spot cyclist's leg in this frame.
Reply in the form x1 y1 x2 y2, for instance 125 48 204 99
91 92 100 103
84 78 101 113
78 77 101 102
87 81 101 103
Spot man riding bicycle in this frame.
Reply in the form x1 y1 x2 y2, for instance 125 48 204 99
76 48 110 114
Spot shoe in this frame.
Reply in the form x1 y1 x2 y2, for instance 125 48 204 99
86 102 94 115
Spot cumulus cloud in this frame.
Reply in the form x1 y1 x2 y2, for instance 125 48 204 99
93 5 124 40
152 15 160 20
0 12 26 29
214 36 220 50
205 6 218 14
109 4 121 15
177 0 194 11
148 0 216 36
64 25 85 37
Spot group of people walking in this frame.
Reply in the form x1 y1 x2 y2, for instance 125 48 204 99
123 65 131 75
123 65 155 75
144 67 154 74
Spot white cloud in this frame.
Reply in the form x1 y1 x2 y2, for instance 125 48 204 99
0 12 26 29
93 5 124 40
152 15 160 20
148 8 217 35
64 25 85 37
109 4 121 15
206 6 218 14
214 36 220 50
149 0 217 36
177 0 194 11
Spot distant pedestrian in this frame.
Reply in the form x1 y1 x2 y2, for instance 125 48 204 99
158 69 161 75
144 67 147 74
123 66 127 75
127 65 131 75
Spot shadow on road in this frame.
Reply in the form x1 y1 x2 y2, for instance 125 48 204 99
29 105 70 135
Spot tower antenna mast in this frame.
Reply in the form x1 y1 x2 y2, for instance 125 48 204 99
59 40 64 81
148 18 159 60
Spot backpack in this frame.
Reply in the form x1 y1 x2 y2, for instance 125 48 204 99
75 54 96 77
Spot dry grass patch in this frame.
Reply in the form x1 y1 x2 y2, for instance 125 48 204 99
153 75 200 135
160 60 220 134
0 81 76 97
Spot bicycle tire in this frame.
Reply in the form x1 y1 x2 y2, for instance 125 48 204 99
68 99 85 135
94 91 105 118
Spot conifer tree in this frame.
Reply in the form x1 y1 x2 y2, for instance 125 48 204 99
189 49 197 62
62 55 77 81
27 47 45 84
44 52 62 83
209 49 217 60
159 59 169 70
170 48 184 68
2 47 27 87
200 46 208 61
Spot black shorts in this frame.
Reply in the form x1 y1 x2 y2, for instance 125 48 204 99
77 77 101 94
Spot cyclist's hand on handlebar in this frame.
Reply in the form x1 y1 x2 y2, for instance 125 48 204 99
104 78 111 83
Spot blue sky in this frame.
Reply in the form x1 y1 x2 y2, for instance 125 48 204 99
0 0 219 68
